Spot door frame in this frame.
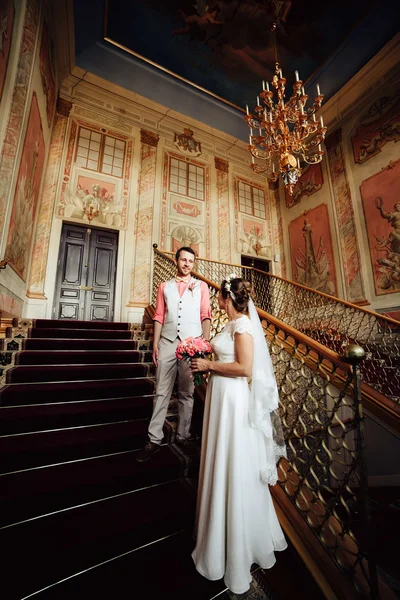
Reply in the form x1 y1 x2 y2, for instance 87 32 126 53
44 219 126 322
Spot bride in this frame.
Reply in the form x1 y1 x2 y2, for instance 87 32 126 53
191 275 287 594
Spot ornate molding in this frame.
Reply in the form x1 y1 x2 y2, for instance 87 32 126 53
26 291 47 299
351 96 400 164
174 128 201 156
268 179 279 191
140 129 159 147
325 128 342 150
56 97 73 118
74 106 133 133
214 157 229 173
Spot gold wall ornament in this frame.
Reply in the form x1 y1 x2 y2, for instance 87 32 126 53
245 25 327 195
174 128 202 156
140 128 159 147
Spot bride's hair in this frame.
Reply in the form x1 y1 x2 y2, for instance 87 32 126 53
221 278 252 313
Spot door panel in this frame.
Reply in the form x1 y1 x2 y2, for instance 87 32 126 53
85 229 118 322
54 224 118 321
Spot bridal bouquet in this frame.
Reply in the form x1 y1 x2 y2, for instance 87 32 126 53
176 337 212 386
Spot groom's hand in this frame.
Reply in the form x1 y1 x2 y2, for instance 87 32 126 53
153 346 159 368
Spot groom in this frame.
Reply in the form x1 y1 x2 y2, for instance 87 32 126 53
136 246 211 462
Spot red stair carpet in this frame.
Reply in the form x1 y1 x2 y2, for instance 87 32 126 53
0 318 228 600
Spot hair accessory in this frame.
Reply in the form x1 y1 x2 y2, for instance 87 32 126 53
224 273 238 293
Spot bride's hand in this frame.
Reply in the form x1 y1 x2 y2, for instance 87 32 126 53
191 358 210 372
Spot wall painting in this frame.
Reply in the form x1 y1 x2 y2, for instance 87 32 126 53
352 96 400 164
289 203 337 295
285 162 323 208
5 92 45 281
39 19 56 127
360 159 400 296
0 0 14 101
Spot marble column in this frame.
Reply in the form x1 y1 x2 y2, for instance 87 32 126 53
326 129 366 303
214 157 231 262
27 98 72 298
0 0 40 242
128 129 159 307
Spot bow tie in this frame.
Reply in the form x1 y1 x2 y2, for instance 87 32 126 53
176 277 191 284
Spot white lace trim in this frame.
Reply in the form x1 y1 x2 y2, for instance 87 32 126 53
232 316 253 337
260 443 286 485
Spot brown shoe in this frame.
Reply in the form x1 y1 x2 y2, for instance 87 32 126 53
175 437 197 456
136 441 161 463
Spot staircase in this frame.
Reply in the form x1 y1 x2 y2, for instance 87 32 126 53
0 319 230 600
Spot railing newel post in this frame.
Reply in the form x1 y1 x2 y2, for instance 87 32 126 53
343 343 379 599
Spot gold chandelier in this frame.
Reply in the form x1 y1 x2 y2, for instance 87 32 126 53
245 25 327 195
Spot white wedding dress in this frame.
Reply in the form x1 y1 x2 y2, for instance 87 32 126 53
192 315 287 594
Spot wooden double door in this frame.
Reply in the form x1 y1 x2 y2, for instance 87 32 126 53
53 223 118 321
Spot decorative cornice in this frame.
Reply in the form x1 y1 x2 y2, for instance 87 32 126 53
325 128 342 150
268 179 279 191
140 129 159 147
214 157 229 173
26 291 47 300
57 97 73 118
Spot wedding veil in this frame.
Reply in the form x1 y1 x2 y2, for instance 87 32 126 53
248 298 286 484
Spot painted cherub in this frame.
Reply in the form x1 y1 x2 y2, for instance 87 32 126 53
172 2 224 38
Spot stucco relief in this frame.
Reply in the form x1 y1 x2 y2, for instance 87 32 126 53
352 94 400 164
174 128 201 156
360 159 400 296
62 174 123 227
57 122 132 229
171 197 202 219
285 162 323 208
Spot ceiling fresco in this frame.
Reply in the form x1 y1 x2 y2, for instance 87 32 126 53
104 0 376 109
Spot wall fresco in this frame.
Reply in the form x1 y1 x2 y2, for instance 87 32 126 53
5 92 45 281
0 0 40 241
285 162 323 208
39 19 56 127
289 203 337 295
360 159 400 296
352 96 400 164
326 129 365 302
0 0 15 101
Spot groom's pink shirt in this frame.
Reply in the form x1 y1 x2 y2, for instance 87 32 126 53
153 280 211 324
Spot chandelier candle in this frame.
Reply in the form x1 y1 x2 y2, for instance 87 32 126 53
245 64 327 195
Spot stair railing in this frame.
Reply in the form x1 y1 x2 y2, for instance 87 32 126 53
150 245 387 598
152 245 400 412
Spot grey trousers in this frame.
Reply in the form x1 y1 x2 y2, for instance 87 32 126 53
148 336 195 444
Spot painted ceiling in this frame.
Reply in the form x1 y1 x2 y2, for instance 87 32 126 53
104 0 374 109
73 0 399 138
